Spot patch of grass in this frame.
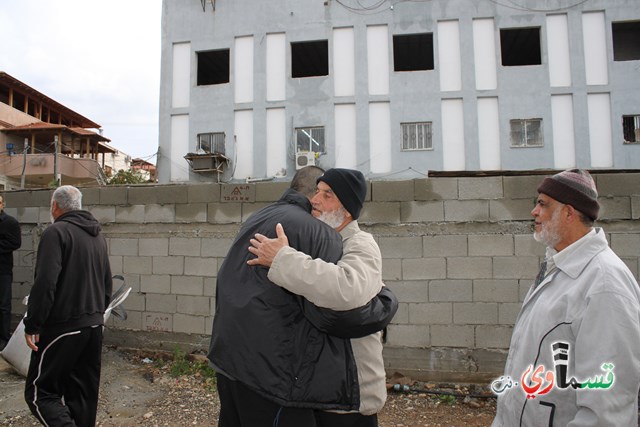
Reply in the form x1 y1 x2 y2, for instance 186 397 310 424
437 394 457 406
167 348 217 392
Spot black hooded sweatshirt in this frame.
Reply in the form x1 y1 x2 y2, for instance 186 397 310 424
24 210 112 337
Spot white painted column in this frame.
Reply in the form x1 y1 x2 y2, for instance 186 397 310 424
172 42 191 108
233 110 254 178
582 12 608 86
551 95 576 168
477 97 500 170
547 14 572 87
334 103 357 168
266 108 286 176
441 99 465 171
333 27 355 97
587 93 613 167
367 25 389 96
234 36 254 103
170 114 190 182
438 20 462 92
472 19 497 90
369 102 391 173
266 33 286 101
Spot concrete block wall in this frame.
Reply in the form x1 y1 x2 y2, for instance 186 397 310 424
4 172 639 382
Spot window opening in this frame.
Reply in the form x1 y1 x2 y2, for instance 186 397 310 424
510 119 543 147
401 122 433 150
500 27 542 66
291 40 329 78
197 49 230 86
197 132 226 154
393 33 434 72
612 21 640 61
296 127 325 153
623 115 640 144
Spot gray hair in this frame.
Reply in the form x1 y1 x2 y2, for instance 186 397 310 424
52 185 82 212
290 166 325 198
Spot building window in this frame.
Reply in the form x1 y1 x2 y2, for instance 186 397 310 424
623 115 640 144
296 127 325 153
510 119 543 147
393 33 434 72
500 28 542 66
612 21 640 61
291 40 329 78
197 49 230 86
197 132 226 154
401 122 432 150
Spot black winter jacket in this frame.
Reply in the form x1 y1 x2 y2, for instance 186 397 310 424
0 210 21 275
24 210 112 336
208 189 396 411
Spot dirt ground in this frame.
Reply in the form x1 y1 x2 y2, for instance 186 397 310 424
0 346 496 426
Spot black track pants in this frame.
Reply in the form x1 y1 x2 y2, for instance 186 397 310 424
24 325 103 427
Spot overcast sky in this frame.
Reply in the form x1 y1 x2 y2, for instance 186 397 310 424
0 0 162 163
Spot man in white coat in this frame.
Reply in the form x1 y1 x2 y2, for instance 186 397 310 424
248 168 388 427
492 169 640 426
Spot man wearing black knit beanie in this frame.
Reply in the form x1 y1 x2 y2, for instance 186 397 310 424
249 168 390 426
492 169 640 427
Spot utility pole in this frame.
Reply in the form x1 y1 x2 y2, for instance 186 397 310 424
20 138 29 189
53 135 59 187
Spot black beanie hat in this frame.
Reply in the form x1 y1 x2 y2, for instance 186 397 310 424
537 169 600 221
317 168 367 220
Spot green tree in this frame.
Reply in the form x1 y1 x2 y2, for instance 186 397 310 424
107 169 147 185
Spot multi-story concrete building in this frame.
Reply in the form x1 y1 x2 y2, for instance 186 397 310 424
158 0 640 183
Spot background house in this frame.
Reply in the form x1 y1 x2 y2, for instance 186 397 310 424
158 0 640 184
0 72 139 189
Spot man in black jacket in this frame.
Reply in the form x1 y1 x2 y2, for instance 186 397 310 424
0 195 21 351
208 166 397 426
24 185 112 427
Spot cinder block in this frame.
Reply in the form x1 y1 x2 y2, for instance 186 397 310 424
201 237 234 258
15 207 39 223
372 181 414 202
503 175 542 199
459 177 503 200
169 237 201 256
123 256 152 275
391 303 409 324
621 258 638 280
171 275 204 296
100 187 128 205
378 236 423 259
188 183 220 203
514 234 544 256
177 295 211 316
429 280 472 302
430 325 473 347
400 201 445 222
120 274 140 293
109 238 139 256
143 312 172 332
129 186 157 205
146 294 177 313
409 303 453 324
385 281 429 303
120 292 145 312
255 182 289 202
3 190 34 208
414 177 458 201
632 196 640 219
473 279 519 302
208 203 242 224
444 200 489 222
499 303 522 325
141 274 171 294
185 257 218 276
205 315 214 335
358 202 401 224
173 313 205 334
88 206 115 224
31 189 54 206
38 207 51 224
116 205 145 223
144 204 176 223
493 256 539 279
610 233 640 257
386 324 430 347
469 235 514 256
242 203 270 221
221 184 255 203
447 257 492 279
139 238 169 257
599 196 631 220
475 325 513 348
519 280 533 302
204 277 217 297
595 173 640 197
402 258 446 280
156 185 189 204
81 187 100 205
108 256 123 274
382 259 402 281
112 310 142 330
489 199 534 221
453 303 498 324
152 256 184 275
423 235 467 257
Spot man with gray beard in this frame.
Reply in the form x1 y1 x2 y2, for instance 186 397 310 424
491 169 640 426
249 168 388 427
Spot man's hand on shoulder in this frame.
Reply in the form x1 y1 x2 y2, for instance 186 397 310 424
247 223 289 267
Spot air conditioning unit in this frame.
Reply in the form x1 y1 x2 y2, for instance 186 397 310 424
295 152 316 170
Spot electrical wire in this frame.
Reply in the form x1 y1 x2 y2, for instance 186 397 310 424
486 0 591 13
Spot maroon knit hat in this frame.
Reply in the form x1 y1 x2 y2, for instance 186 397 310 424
537 169 599 221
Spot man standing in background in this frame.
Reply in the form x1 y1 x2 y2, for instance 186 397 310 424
0 195 21 351
24 185 112 427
